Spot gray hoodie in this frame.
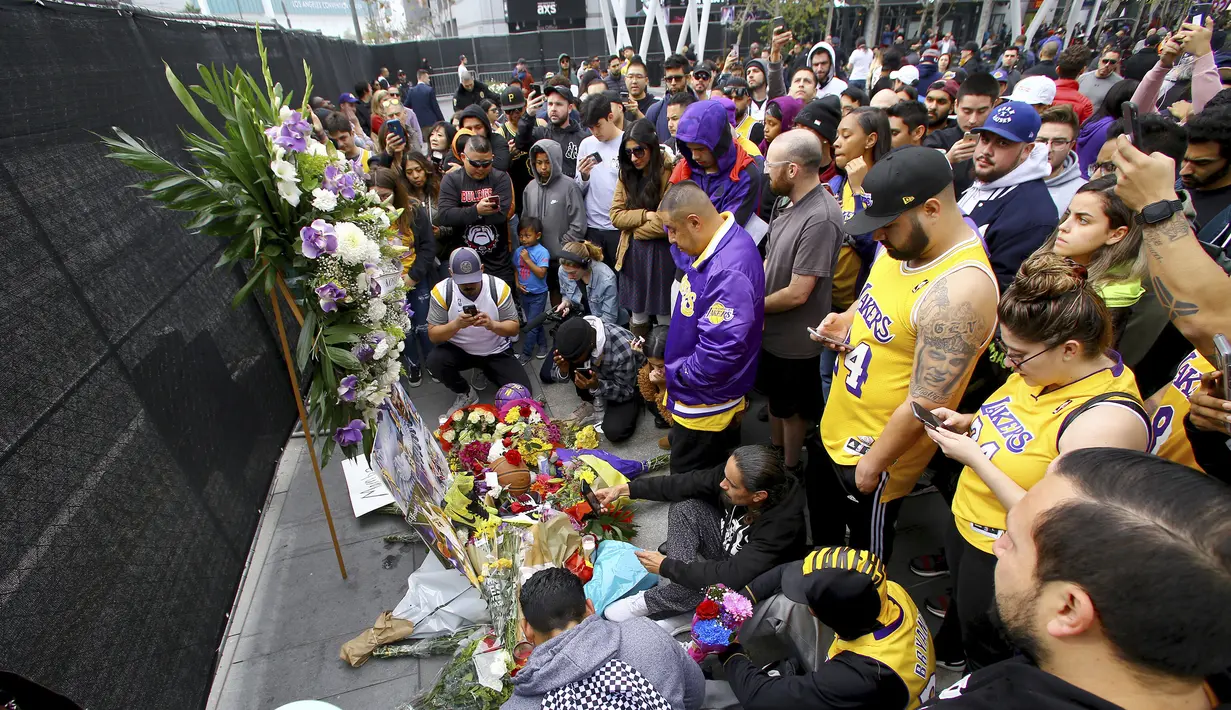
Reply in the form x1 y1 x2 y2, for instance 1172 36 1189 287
1044 151 1085 215
502 615 705 710
522 139 587 256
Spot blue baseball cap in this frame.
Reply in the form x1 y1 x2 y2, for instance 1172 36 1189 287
992 68 1009 82
449 247 484 284
338 92 360 104
972 101 1041 144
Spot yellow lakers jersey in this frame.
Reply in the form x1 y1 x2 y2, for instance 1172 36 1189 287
952 356 1146 553
1150 350 1213 472
822 236 995 501
831 182 862 310
828 581 936 709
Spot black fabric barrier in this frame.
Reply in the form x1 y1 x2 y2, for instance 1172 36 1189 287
0 1 370 708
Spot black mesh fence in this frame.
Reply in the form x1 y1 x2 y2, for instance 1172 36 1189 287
0 2 369 708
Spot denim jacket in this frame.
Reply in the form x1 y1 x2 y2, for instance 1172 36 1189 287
559 260 620 325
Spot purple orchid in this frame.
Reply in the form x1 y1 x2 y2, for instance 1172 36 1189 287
322 165 358 200
337 375 358 402
264 110 311 153
300 219 338 259
334 419 367 447
354 343 375 363
314 282 347 312
364 264 384 297
399 300 414 318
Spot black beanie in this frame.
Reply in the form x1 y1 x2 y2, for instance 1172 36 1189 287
794 96 842 144
553 318 595 362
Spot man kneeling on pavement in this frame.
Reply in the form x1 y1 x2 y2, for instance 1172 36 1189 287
427 247 532 412
548 315 644 442
725 547 936 709
597 445 806 621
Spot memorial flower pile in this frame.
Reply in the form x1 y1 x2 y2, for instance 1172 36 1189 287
102 29 407 461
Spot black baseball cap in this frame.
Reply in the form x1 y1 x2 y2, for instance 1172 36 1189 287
544 84 574 102
781 547 889 640
842 146 954 235
502 85 526 110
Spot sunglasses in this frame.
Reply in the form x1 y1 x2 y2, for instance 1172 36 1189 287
692 71 712 81
723 86 749 97
664 73 688 82
1100 58 1119 64
467 158 493 167
625 145 647 157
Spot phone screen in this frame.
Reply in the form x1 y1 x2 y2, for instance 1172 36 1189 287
463 305 478 316
588 151 602 164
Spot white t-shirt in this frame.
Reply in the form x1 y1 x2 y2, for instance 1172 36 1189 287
848 47 874 81
575 133 623 231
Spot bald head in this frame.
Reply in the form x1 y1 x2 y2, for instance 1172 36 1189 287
870 89 900 109
659 180 723 257
769 129 824 172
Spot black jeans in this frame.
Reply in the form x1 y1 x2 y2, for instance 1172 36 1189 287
586 227 622 267
804 440 905 561
669 418 742 474
425 342 531 395
935 521 1014 670
577 386 641 442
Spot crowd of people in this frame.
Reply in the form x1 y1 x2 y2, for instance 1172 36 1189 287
317 20 1231 708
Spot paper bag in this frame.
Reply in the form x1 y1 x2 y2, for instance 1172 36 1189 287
339 611 416 667
522 515 581 568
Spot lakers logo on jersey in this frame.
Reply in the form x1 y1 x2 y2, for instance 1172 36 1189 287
980 396 1035 453
854 283 895 343
678 275 696 317
705 301 735 325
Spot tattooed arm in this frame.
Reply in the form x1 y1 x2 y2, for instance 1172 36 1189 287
1112 135 1231 361
852 267 998 493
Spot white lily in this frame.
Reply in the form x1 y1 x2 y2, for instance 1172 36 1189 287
276 179 301 207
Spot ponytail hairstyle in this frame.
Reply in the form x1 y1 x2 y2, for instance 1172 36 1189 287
732 444 789 521
1038 175 1146 289
371 167 414 236
1000 252 1112 358
643 325 669 361
560 240 603 266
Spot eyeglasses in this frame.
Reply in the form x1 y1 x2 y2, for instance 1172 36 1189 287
763 160 795 170
625 145 647 157
995 334 1056 369
1091 160 1117 174
626 72 647 80
723 86 750 97
467 158 493 168
1035 137 1073 147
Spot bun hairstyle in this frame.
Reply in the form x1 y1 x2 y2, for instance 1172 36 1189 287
1000 252 1112 356
560 240 603 266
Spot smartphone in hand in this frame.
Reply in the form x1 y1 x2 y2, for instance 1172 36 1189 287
911 401 948 431
1213 333 1231 401
1122 101 1141 146
807 326 849 350
462 304 479 317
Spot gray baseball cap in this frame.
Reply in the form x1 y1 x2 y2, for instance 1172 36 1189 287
449 247 484 284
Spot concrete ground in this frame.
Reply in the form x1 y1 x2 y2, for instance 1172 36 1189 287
207 354 958 710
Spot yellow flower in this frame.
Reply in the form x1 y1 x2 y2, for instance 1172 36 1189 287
575 426 599 449
576 466 596 485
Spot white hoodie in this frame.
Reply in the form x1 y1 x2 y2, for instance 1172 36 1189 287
807 41 849 98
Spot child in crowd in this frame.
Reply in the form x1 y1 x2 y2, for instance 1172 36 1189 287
514 217 551 364
635 325 672 450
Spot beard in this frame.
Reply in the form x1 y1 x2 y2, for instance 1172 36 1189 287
1182 161 1231 189
991 585 1047 665
927 111 949 128
769 170 793 197
884 215 930 261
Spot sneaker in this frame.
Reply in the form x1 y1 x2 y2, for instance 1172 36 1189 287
408 366 422 388
516 353 532 365
569 401 596 425
925 593 952 620
472 370 489 391
658 435 670 450
909 552 950 578
535 344 549 359
448 388 478 415
936 657 968 673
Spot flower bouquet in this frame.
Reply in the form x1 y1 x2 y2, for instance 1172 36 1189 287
685 584 755 662
102 30 408 462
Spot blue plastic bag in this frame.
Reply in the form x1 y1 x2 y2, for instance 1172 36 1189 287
584 540 660 615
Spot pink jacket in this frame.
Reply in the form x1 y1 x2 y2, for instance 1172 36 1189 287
1131 51 1221 115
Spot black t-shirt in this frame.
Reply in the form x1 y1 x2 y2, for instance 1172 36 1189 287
1188 182 1231 234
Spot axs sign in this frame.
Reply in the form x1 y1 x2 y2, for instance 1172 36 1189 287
536 1 556 14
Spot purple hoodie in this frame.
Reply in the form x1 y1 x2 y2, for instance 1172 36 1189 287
1076 115 1114 176
758 96 803 154
671 100 762 226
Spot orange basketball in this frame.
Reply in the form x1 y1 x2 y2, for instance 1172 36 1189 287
494 456 531 496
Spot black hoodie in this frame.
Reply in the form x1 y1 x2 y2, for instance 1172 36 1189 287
628 463 807 591
457 104 511 172
926 657 1230 710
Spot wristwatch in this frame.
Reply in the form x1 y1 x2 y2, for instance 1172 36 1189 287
1139 198 1184 225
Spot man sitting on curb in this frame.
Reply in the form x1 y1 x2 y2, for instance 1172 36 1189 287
426 247 531 413
723 547 936 709
503 567 705 710
549 316 644 442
